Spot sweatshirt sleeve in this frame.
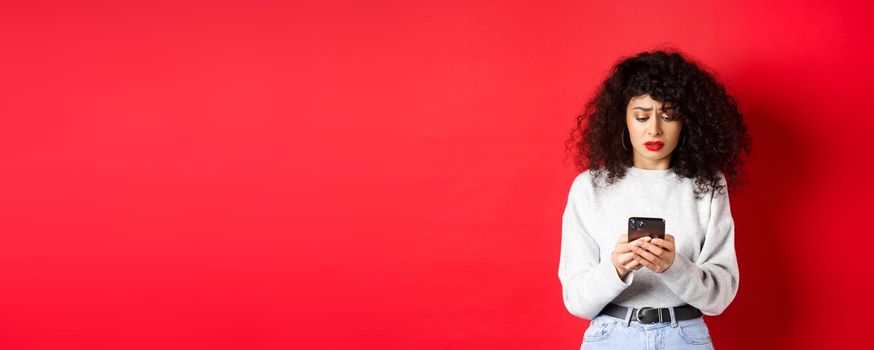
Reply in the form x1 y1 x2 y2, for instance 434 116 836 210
558 173 634 320
656 174 740 315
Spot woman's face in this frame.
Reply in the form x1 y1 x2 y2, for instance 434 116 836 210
625 94 683 169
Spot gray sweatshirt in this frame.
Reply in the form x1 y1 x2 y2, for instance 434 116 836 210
558 165 739 320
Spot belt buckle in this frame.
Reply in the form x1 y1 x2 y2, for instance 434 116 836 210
634 307 660 324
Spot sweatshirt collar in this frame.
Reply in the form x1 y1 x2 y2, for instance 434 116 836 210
625 165 677 180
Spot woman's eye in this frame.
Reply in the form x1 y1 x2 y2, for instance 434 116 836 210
636 115 676 122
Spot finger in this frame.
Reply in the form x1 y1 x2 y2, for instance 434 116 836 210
624 259 641 271
633 249 668 271
615 252 636 265
619 236 654 255
633 248 656 262
652 236 675 252
621 252 648 271
633 254 658 271
630 258 644 270
631 245 658 263
630 236 652 244
628 237 652 251
620 235 649 252
626 236 650 251
651 234 675 249
637 241 664 256
634 252 668 272
621 253 642 270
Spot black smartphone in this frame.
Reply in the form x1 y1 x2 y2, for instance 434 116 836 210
627 217 665 242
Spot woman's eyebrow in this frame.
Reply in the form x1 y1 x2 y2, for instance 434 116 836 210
633 106 674 111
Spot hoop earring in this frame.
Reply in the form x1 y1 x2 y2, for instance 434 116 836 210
621 129 628 151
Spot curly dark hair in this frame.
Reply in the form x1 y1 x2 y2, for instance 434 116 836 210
564 48 752 199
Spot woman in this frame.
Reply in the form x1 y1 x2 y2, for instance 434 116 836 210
558 49 752 349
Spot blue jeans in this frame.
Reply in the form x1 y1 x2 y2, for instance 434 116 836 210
580 312 714 349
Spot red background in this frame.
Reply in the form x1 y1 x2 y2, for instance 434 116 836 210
1 0 872 349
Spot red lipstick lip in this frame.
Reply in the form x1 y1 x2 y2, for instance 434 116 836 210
644 141 664 151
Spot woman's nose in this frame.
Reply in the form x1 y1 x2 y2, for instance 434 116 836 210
648 119 662 136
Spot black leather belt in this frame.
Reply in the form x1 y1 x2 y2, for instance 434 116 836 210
598 303 703 324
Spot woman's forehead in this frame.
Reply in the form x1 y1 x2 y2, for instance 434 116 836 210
629 94 675 109
629 94 660 107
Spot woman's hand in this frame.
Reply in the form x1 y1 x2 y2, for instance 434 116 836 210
611 234 647 279
631 234 676 273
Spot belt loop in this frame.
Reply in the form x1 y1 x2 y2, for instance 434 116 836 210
623 306 634 327
669 306 678 328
